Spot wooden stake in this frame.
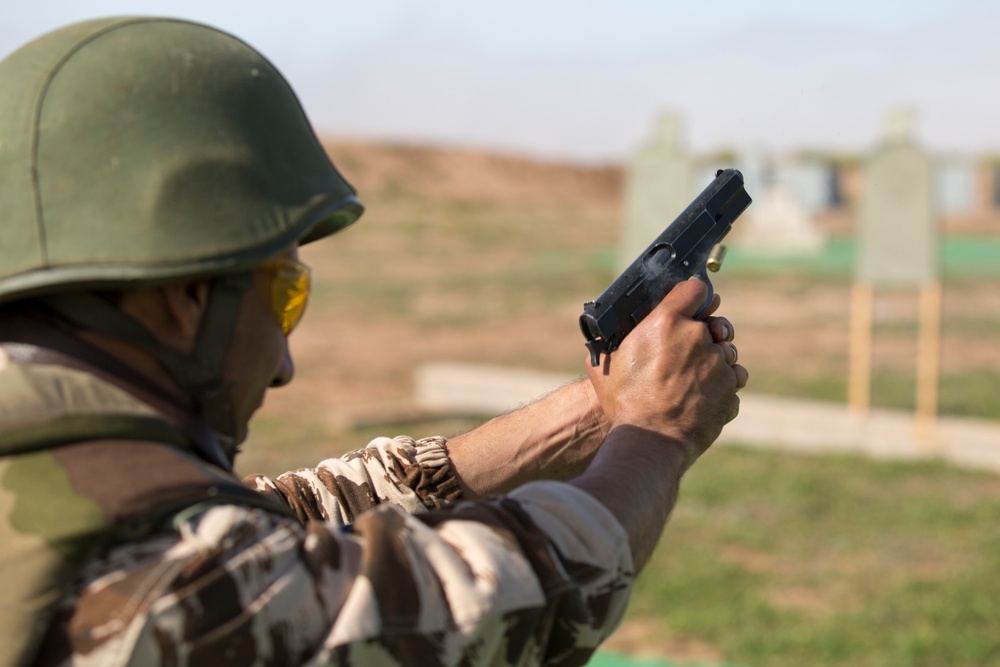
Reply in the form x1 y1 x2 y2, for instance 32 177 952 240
915 281 942 443
848 282 874 415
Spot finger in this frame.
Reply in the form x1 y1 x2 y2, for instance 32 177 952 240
697 292 722 319
658 278 711 319
706 316 734 343
733 363 749 391
720 341 738 366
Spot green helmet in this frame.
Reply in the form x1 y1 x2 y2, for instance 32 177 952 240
0 15 362 302
0 17 363 448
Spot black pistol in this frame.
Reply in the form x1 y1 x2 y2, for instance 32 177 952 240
580 168 752 367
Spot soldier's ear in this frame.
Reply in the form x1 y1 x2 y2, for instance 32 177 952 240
114 280 210 354
159 280 212 348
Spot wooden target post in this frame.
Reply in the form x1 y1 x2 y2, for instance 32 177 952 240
847 283 873 414
915 282 943 438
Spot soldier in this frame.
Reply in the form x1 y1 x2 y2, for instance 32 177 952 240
0 16 746 667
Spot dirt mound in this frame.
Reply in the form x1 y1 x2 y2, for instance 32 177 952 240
322 139 623 204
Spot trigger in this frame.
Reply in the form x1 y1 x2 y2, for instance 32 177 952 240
586 340 602 367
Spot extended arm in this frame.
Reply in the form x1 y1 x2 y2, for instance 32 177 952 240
574 279 745 569
446 288 739 502
247 288 741 524
243 385 609 523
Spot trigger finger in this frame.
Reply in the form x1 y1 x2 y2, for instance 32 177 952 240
696 291 722 319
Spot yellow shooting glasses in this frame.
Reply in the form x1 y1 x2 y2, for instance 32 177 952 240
262 255 311 336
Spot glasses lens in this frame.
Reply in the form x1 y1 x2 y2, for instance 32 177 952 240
268 258 311 335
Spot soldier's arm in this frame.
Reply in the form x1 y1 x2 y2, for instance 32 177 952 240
242 380 608 526
443 293 735 499
245 290 737 525
577 280 741 569
37 481 633 666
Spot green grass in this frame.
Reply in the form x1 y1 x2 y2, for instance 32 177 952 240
589 652 740 667
627 445 1000 667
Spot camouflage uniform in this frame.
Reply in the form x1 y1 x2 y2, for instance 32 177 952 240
0 337 633 666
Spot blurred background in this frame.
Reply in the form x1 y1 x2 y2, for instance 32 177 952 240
5 2 999 665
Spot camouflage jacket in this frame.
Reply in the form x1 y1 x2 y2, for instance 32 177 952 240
0 337 634 667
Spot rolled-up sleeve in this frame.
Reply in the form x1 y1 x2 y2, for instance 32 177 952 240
243 435 463 525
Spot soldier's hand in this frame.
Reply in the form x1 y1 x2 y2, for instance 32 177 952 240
585 280 743 469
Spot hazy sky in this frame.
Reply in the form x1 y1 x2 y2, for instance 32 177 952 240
4 1 996 162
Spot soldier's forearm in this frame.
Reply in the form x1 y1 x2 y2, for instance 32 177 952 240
446 378 609 498
570 424 688 572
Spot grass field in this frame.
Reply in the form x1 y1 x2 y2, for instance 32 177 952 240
619 445 1000 666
